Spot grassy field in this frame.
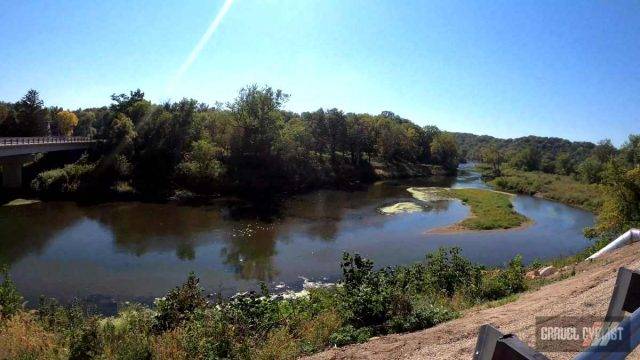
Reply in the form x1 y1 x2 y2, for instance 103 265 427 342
437 188 529 230
486 168 604 213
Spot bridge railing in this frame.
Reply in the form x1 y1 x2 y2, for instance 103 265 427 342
0 136 93 146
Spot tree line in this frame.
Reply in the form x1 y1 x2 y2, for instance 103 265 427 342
458 132 640 242
0 86 460 198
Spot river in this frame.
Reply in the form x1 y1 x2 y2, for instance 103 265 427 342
0 165 594 312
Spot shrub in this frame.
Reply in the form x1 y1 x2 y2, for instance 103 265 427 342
425 247 481 297
339 253 393 328
388 303 457 333
181 309 235 359
0 267 23 318
479 255 526 301
0 312 65 360
99 304 153 360
69 318 101 360
150 328 187 360
329 325 372 347
153 272 207 333
31 162 95 195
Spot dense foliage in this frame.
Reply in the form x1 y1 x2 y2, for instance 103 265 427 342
465 131 640 244
0 248 526 359
1 88 460 200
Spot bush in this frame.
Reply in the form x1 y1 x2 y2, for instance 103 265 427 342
153 272 207 333
425 247 481 297
329 325 372 347
31 162 95 195
69 318 101 360
99 304 153 360
181 308 236 359
388 303 457 333
479 255 526 301
0 267 23 318
339 253 393 328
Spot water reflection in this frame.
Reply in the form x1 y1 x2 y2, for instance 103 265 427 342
0 167 594 308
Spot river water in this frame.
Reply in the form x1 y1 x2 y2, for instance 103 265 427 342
0 165 594 310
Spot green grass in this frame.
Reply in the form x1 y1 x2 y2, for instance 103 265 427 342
487 168 604 213
438 188 529 230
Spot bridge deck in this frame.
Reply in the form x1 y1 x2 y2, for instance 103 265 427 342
0 137 95 158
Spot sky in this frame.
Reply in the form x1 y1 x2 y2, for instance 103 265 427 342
1 0 639 145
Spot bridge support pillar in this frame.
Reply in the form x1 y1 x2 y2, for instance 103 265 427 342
1 155 34 188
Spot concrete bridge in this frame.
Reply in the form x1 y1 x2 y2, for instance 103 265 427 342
0 137 95 188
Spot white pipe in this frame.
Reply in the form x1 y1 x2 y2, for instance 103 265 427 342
587 229 640 260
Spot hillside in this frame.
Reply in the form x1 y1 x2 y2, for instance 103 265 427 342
454 132 596 163
307 241 640 360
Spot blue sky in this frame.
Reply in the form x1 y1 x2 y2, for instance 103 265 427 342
1 0 639 145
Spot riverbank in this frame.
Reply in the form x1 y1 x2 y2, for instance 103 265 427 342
483 168 604 213
307 240 640 360
0 247 530 360
1 158 448 206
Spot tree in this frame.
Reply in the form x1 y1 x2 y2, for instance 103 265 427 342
577 157 604 184
509 147 540 171
177 139 226 193
75 111 97 137
430 133 459 173
56 110 79 136
0 103 18 136
16 89 48 136
105 113 136 156
481 144 503 176
325 108 347 161
621 134 640 168
228 85 288 159
588 162 640 239
554 152 574 175
593 139 616 163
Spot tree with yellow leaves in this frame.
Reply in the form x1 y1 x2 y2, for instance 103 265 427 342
56 110 79 136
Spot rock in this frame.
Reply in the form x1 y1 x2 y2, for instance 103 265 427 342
538 266 557 277
525 270 538 280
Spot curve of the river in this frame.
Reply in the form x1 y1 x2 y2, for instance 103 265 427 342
0 165 594 311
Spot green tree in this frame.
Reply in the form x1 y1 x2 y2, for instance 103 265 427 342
593 139 616 163
430 133 459 173
480 144 503 176
577 157 604 184
228 85 288 159
0 103 18 136
554 152 574 175
16 89 48 136
509 147 540 171
325 108 347 161
621 134 640 168
74 110 97 137
588 163 640 239
177 139 226 193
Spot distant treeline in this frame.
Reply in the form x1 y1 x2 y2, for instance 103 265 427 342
0 86 460 199
457 132 640 243
454 132 640 184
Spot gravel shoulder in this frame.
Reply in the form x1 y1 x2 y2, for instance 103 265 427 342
306 242 640 360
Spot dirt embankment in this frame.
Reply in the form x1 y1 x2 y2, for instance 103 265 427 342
307 242 640 360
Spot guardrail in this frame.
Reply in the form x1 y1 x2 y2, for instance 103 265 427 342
0 136 93 146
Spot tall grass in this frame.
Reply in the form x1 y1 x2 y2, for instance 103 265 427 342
487 168 604 213
438 188 529 230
